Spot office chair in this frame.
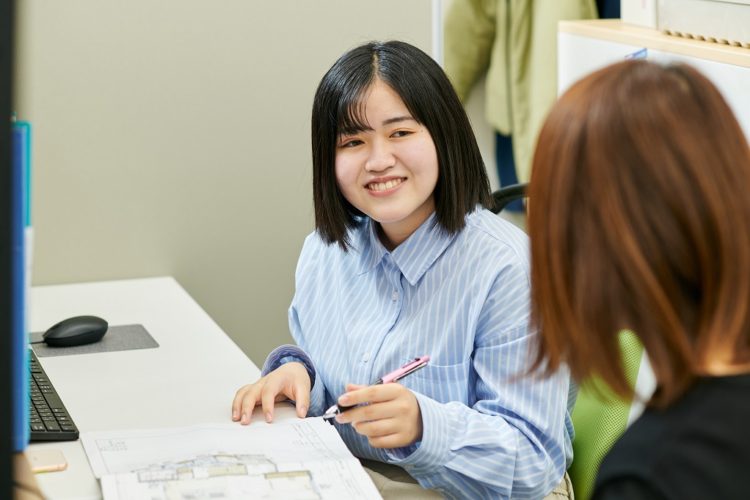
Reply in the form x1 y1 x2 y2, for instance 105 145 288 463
568 333 645 500
491 183 527 214
490 182 646 500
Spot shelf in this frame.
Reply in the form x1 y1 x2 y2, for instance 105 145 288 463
559 20 750 68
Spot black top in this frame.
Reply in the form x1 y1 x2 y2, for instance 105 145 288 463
593 374 750 500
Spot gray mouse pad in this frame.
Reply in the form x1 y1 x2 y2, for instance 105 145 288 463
30 324 159 358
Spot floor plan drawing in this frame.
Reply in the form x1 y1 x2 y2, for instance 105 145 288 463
81 418 381 500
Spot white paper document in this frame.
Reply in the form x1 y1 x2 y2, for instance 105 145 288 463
81 418 382 500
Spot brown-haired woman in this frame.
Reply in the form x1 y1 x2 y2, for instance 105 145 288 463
529 59 750 499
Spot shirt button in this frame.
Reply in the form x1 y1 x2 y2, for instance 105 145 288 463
362 352 370 362
391 290 399 301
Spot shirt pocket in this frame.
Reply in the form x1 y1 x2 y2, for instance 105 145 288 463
399 360 468 404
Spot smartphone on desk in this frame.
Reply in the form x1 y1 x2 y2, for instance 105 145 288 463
27 449 68 473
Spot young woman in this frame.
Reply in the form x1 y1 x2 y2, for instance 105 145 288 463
529 59 750 499
233 41 573 499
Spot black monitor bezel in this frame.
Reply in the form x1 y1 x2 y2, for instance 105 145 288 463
1 0 16 495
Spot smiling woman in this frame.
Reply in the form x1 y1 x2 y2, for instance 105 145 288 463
333 80 439 250
232 40 576 499
310 41 493 250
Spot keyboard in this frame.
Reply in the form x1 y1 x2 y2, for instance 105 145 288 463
29 349 80 441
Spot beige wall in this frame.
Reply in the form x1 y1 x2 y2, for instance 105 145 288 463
15 0 433 365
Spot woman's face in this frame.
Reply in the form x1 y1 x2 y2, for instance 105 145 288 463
334 80 439 249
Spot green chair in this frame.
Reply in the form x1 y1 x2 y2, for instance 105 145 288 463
568 331 645 500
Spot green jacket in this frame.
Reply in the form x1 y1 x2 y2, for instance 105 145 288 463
444 0 597 181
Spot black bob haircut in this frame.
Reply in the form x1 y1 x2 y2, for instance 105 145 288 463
311 40 492 250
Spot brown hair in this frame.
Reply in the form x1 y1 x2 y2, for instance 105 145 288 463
529 60 750 408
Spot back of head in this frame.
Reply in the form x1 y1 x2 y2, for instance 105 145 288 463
529 60 750 407
311 40 491 249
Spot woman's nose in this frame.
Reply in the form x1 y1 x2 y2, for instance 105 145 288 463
364 141 395 172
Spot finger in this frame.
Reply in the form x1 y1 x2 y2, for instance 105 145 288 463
239 386 261 425
369 432 408 449
349 416 417 448
336 399 384 424
339 392 417 428
261 380 283 423
232 385 252 421
339 385 381 408
352 417 399 439
292 380 310 418
338 384 364 410
344 384 404 409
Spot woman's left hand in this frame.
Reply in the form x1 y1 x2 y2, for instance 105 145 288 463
335 383 423 448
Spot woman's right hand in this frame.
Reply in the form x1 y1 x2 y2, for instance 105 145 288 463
231 361 311 424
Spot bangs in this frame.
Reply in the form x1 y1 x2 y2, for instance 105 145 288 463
335 50 379 136
336 82 373 136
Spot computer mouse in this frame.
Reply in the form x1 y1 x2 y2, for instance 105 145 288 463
42 315 109 347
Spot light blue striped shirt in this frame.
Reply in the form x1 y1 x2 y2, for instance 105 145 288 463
265 208 574 499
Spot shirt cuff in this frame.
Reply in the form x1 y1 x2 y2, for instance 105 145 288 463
262 344 316 388
384 392 452 477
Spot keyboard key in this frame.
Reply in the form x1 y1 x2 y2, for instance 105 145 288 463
44 422 61 432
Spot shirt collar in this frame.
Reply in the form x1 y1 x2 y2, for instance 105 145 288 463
355 213 457 286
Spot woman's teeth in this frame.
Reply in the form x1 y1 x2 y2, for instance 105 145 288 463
368 178 404 191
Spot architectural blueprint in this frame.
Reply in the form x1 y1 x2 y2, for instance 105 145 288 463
81 417 382 500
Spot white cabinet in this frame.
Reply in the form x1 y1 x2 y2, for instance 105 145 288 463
558 20 750 140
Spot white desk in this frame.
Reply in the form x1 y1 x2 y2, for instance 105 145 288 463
26 277 261 499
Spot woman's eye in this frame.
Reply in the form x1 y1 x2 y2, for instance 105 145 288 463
339 139 363 148
391 130 413 138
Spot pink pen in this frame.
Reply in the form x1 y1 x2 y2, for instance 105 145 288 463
322 355 430 419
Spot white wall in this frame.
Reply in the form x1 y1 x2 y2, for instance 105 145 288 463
15 0 433 364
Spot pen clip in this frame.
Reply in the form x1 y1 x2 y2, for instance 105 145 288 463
390 360 427 382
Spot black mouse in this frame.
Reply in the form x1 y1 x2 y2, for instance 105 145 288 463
43 315 109 347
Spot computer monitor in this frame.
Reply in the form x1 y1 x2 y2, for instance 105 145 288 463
1 0 17 496
10 117 30 457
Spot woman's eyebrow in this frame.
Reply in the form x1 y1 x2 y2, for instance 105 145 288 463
382 115 416 126
340 115 416 135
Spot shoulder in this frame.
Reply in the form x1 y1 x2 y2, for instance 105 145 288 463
296 225 369 274
594 411 667 487
445 210 531 319
298 230 342 265
596 376 750 499
464 208 528 247
454 208 529 269
592 477 667 500
297 230 329 265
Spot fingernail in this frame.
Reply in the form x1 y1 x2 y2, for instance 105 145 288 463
265 412 273 422
240 413 248 424
298 405 307 417
339 395 350 405
232 410 238 420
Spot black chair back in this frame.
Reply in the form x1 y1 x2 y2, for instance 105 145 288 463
491 183 527 214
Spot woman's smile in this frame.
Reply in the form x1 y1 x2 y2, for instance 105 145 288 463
366 176 407 195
